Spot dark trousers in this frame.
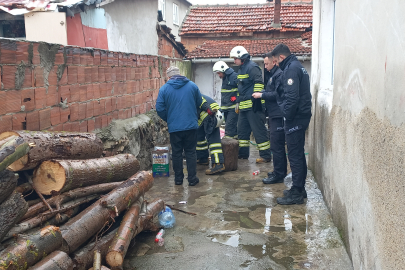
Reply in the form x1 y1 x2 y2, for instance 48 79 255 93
196 122 224 165
170 129 197 183
238 109 272 159
284 118 311 188
223 110 238 138
270 117 287 178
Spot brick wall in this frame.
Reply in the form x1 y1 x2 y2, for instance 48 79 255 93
158 34 183 59
0 39 181 133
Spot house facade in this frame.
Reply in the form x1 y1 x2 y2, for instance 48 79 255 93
309 0 405 269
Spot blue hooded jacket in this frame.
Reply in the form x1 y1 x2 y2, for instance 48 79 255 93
156 75 202 133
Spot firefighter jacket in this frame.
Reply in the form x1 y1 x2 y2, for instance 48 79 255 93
236 58 265 112
276 54 312 120
262 65 283 118
198 94 220 130
220 67 238 111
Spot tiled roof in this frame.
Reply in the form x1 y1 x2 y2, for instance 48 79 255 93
186 37 312 59
301 31 312 45
180 3 312 35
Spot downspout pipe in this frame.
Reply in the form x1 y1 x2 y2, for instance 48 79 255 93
190 56 311 64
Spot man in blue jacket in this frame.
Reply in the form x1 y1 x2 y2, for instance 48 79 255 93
155 66 202 186
271 44 312 205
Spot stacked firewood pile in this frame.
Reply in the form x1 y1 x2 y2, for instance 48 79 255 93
0 131 164 270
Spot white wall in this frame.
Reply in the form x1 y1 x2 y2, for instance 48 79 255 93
24 12 67 45
103 0 158 54
163 0 190 41
310 1 405 269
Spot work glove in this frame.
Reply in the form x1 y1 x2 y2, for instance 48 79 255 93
230 96 237 102
207 108 215 116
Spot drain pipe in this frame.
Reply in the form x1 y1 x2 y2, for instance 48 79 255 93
190 56 311 64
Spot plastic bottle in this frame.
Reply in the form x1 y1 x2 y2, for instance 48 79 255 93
158 206 176 228
155 229 165 246
252 170 260 176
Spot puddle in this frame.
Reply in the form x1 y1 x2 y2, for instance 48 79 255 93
210 232 240 247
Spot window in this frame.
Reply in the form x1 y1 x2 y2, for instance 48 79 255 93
173 3 179 25
158 0 165 21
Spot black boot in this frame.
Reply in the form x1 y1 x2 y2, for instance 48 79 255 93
205 164 225 175
262 173 285 184
277 186 304 205
283 188 307 198
188 177 199 186
174 177 183 185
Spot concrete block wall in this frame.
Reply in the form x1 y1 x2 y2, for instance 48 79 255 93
0 38 182 133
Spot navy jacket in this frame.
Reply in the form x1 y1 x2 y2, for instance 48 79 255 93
236 58 264 112
156 75 202 133
262 65 283 118
276 55 312 120
220 68 238 111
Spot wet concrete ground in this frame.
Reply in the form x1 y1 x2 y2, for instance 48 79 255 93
124 148 353 270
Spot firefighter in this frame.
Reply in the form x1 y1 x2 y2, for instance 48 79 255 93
229 46 272 163
196 94 226 175
213 61 238 139
271 43 312 205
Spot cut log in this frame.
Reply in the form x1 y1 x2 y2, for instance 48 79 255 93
28 250 73 270
0 170 18 204
72 229 117 270
0 192 28 242
72 199 163 270
0 136 30 172
105 200 142 268
93 250 101 270
15 182 33 194
0 131 104 172
23 182 123 221
221 138 239 171
5 195 98 240
0 225 63 270
32 154 139 195
60 171 154 254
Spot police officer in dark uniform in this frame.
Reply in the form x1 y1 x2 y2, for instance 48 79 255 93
252 52 288 185
196 94 226 175
213 61 238 139
229 46 272 163
271 44 312 205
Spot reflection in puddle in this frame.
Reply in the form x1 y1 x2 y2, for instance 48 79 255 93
210 233 240 247
284 211 292 231
263 208 272 233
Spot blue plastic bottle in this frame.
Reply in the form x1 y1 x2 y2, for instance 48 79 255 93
158 206 176 228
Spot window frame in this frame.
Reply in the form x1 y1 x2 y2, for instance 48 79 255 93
173 3 179 26
158 0 166 21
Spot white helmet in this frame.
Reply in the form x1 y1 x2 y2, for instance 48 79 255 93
230 46 249 59
213 61 229 73
215 110 224 128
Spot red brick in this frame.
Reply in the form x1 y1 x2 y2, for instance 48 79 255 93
0 115 12 133
93 50 101 66
58 67 68 85
60 107 70 123
67 66 78 84
80 50 88 65
126 67 131 80
77 66 85 84
91 67 99 83
87 119 95 132
52 124 64 131
84 67 92 83
106 82 113 96
20 88 35 112
11 113 26 130
113 110 118 120
16 42 30 64
111 97 117 111
46 86 59 107
86 84 94 100
98 67 106 82
111 67 116 81
6 90 21 113
93 84 101 99
95 116 102 130
146 102 152 112
134 81 140 93
105 97 112 113
48 66 58 86
86 52 93 66
0 41 16 64
99 83 107 98
135 106 140 115
70 103 79 121
0 91 6 115
131 107 136 117
79 85 87 102
107 52 114 66
71 121 80 132
26 110 39 131
98 99 106 115
79 120 88 132
86 101 94 119
126 95 132 108
113 53 119 66
59 85 70 103
100 51 108 66
101 114 108 128
54 47 65 65
104 67 111 82
70 84 80 102
39 108 51 130
116 96 125 110
79 103 87 119
118 110 126 119
51 107 61 126
62 122 72 132
21 67 33 88
35 87 46 109
2 66 16 89
140 103 146 114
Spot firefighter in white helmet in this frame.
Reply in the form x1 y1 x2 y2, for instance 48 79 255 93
229 46 272 163
213 61 239 139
